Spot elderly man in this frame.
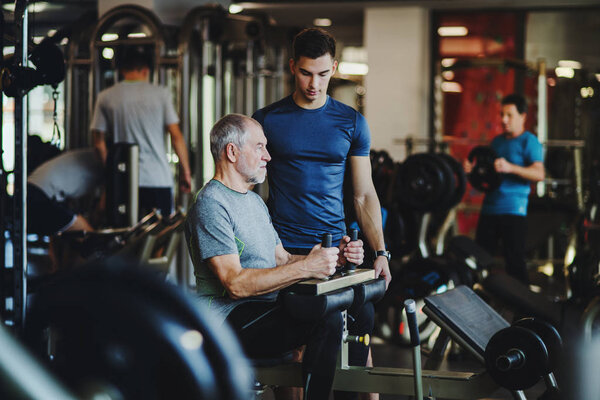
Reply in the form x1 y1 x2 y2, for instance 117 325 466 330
185 114 365 399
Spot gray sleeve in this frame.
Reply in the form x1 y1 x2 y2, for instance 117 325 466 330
187 197 239 262
89 92 108 132
163 87 179 126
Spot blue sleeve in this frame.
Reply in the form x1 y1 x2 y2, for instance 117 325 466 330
350 112 371 156
525 134 543 164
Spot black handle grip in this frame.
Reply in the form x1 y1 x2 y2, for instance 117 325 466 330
321 233 332 248
346 229 359 271
404 299 420 347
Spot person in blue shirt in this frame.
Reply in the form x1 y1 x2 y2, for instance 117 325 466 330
464 94 545 284
253 28 389 400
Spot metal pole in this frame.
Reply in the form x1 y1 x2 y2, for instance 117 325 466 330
12 0 29 331
405 299 423 400
536 58 547 197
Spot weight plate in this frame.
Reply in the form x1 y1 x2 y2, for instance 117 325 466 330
24 261 253 400
467 146 503 193
485 326 548 390
513 318 562 374
436 153 467 209
399 153 447 211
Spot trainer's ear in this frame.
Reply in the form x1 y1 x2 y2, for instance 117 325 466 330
226 142 237 162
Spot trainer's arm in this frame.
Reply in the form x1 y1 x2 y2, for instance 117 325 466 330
350 155 391 288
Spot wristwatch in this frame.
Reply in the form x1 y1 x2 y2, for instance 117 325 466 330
375 250 391 262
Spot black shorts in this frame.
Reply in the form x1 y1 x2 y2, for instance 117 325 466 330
138 187 173 218
27 183 76 236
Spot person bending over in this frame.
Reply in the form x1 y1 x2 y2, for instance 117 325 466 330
185 114 365 399
27 148 104 269
464 93 544 284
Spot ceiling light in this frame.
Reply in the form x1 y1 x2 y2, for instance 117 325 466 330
555 67 575 79
438 26 468 37
442 71 455 81
338 62 368 76
441 81 462 93
33 36 44 45
229 4 244 14
441 58 456 68
102 47 114 60
558 60 582 69
101 33 119 42
127 32 147 38
581 87 594 98
47 29 57 37
596 73 600 82
3 1 50 12
314 18 332 27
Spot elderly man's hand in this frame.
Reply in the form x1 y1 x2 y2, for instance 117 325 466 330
304 244 339 279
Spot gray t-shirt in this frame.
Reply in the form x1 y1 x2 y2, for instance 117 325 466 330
185 179 281 321
27 148 103 202
90 81 179 188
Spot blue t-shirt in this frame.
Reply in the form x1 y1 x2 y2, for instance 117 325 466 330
482 131 543 216
253 95 371 248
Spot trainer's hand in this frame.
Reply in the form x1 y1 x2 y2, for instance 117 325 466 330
304 244 338 279
463 159 473 174
337 235 364 267
374 256 391 290
494 157 513 174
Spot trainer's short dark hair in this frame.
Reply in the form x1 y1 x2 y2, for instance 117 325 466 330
502 94 528 114
292 28 336 60
116 46 152 71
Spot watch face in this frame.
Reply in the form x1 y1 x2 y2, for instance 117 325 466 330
376 251 391 261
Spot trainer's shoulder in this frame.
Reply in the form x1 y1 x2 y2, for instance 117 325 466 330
328 97 362 119
253 96 294 120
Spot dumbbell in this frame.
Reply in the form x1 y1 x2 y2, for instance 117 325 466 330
484 318 562 391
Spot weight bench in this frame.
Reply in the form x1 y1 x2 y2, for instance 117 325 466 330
254 272 501 399
423 285 560 399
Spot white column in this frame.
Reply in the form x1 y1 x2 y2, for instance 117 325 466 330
364 7 430 161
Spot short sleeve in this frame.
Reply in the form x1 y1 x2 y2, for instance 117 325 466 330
350 112 371 156
89 92 108 132
525 134 543 164
163 87 179 126
252 109 265 126
187 197 239 263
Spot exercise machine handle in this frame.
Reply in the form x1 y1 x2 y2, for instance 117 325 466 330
346 229 359 271
321 233 332 248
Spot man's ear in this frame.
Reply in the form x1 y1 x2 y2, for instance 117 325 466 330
289 58 295 75
226 143 237 162
331 59 338 75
